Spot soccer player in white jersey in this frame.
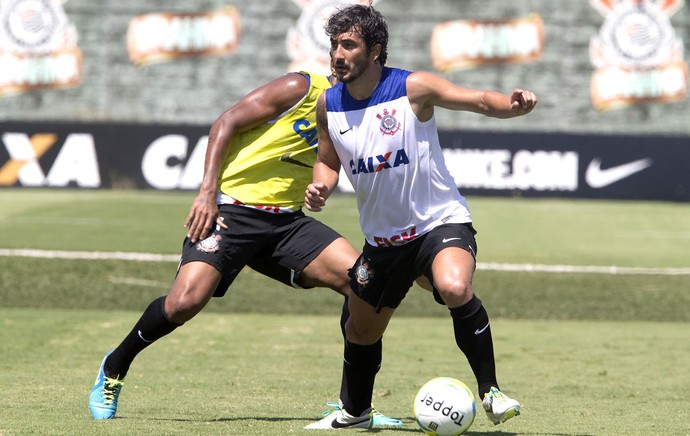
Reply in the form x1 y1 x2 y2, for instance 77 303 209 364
304 4 537 430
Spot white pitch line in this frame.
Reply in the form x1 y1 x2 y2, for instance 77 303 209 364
108 276 169 288
0 248 179 262
477 262 690 276
1 248 690 276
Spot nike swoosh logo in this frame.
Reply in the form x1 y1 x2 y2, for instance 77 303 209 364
280 153 313 169
331 416 369 428
585 158 652 189
339 127 353 135
442 237 462 243
474 322 490 335
138 330 154 343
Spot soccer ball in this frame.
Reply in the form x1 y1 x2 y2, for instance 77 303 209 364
413 377 476 436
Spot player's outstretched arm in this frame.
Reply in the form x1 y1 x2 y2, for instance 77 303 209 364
407 71 537 120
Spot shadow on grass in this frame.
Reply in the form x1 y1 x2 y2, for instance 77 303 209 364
139 415 417 432
115 415 595 436
125 415 595 435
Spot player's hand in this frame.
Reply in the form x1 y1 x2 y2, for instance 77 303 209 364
510 89 537 115
304 182 330 212
184 193 226 243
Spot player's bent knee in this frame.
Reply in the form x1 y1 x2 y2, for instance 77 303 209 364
344 324 373 345
436 280 473 306
165 290 212 322
344 319 384 345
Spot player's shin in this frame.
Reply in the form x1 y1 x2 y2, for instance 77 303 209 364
340 339 382 417
449 295 498 397
105 296 183 379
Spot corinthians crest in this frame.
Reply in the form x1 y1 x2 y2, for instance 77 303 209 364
196 233 221 253
589 0 688 110
376 108 401 135
353 256 375 287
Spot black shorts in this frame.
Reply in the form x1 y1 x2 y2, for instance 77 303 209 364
349 223 477 312
179 204 341 297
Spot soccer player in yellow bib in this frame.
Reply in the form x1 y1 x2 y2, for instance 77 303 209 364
88 70 405 428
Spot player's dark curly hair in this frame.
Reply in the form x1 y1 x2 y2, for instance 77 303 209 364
325 4 388 66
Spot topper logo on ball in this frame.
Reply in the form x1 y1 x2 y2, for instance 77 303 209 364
418 392 469 427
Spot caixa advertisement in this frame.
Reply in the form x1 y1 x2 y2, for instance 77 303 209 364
0 121 688 201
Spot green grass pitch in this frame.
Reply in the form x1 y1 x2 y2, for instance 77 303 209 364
1 189 689 435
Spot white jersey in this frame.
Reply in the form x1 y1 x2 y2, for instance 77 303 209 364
325 67 472 247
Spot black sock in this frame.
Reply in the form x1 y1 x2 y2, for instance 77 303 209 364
104 296 182 379
337 299 349 409
340 339 381 417
449 295 498 398
339 298 349 341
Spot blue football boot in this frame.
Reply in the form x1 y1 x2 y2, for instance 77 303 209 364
89 352 124 419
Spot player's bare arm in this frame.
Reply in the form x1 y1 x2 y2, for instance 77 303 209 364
406 71 537 121
305 93 340 212
186 73 310 241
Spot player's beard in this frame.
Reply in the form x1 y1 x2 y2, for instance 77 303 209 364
334 61 363 84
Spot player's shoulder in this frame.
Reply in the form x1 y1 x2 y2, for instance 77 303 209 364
405 70 448 96
386 66 413 78
406 70 437 81
259 72 312 104
278 71 312 89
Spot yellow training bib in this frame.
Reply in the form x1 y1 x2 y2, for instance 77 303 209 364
218 72 331 210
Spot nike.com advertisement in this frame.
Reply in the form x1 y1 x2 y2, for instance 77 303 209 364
436 130 690 201
1 122 688 201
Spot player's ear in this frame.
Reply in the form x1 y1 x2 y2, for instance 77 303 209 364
371 43 382 63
